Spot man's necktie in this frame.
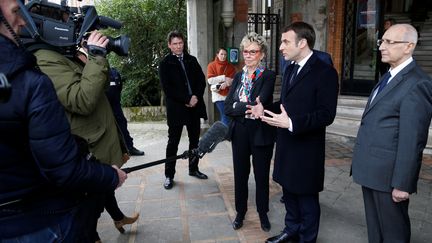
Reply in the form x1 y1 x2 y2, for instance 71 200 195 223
281 63 299 103
288 63 300 85
376 71 391 95
178 56 193 95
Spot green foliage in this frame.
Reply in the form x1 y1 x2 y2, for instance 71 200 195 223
96 0 186 106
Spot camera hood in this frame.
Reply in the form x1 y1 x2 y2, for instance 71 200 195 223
20 0 124 49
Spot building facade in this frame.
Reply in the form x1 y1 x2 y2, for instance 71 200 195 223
187 0 431 122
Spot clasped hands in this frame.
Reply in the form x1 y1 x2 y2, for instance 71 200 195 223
245 96 290 128
186 95 198 107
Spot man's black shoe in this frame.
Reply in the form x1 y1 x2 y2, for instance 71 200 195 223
163 177 174 190
189 170 208 179
129 147 145 156
232 214 244 230
265 232 298 243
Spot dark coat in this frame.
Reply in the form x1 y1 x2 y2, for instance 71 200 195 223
224 69 276 146
159 53 207 126
0 35 118 237
352 61 432 193
273 53 339 194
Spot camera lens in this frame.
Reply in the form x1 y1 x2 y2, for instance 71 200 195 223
107 35 130 56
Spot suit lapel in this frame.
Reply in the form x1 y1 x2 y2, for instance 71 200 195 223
363 61 416 117
284 54 316 95
251 71 265 98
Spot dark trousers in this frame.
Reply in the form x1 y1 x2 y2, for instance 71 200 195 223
362 186 410 243
215 101 229 125
104 190 124 221
165 119 201 179
282 189 320 243
113 110 134 149
231 120 273 215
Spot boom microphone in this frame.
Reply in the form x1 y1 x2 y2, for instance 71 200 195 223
121 121 228 173
195 121 229 158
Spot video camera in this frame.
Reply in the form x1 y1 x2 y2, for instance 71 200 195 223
20 0 130 56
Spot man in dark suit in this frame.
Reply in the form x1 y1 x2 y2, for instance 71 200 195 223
159 30 208 190
250 22 339 243
352 24 432 243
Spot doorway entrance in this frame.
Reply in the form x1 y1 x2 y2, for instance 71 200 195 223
341 0 382 96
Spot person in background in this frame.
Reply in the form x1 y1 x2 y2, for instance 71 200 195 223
106 67 145 156
0 0 126 241
378 18 396 76
159 30 208 190
224 32 276 232
250 22 339 243
352 24 432 243
207 47 236 125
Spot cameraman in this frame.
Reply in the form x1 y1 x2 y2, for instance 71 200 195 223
31 11 139 241
0 0 126 241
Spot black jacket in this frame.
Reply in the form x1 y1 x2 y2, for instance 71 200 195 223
224 68 276 146
159 53 207 126
0 35 118 237
273 53 339 194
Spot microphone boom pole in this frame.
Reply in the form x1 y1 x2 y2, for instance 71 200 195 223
122 150 191 174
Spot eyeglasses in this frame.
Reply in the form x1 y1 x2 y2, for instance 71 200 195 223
377 39 411 47
242 49 261 56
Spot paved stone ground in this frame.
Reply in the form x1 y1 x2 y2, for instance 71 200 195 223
97 123 432 243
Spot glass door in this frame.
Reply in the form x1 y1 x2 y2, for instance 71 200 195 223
341 0 381 96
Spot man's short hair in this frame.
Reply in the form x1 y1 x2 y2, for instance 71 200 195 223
282 21 316 50
167 30 184 44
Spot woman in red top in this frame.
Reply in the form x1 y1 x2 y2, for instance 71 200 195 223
207 48 236 125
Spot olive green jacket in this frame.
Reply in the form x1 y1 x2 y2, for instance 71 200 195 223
34 49 126 167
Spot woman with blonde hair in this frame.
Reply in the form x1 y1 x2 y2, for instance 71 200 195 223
224 32 276 232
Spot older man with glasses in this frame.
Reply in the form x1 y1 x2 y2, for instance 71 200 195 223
352 24 432 243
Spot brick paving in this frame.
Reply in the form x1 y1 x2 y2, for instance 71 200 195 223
97 123 432 243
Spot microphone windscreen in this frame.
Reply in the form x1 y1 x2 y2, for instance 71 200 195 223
198 121 228 154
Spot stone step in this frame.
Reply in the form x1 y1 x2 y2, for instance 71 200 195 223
416 60 432 67
337 96 368 107
413 55 432 61
418 40 432 45
415 45 432 50
336 106 364 119
413 50 432 55
420 32 432 37
419 36 432 41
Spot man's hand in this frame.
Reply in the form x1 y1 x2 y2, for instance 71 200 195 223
260 104 291 128
246 96 264 119
112 165 127 188
392 188 409 203
87 31 109 48
186 95 198 107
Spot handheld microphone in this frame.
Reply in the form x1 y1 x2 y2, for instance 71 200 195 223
195 121 229 158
